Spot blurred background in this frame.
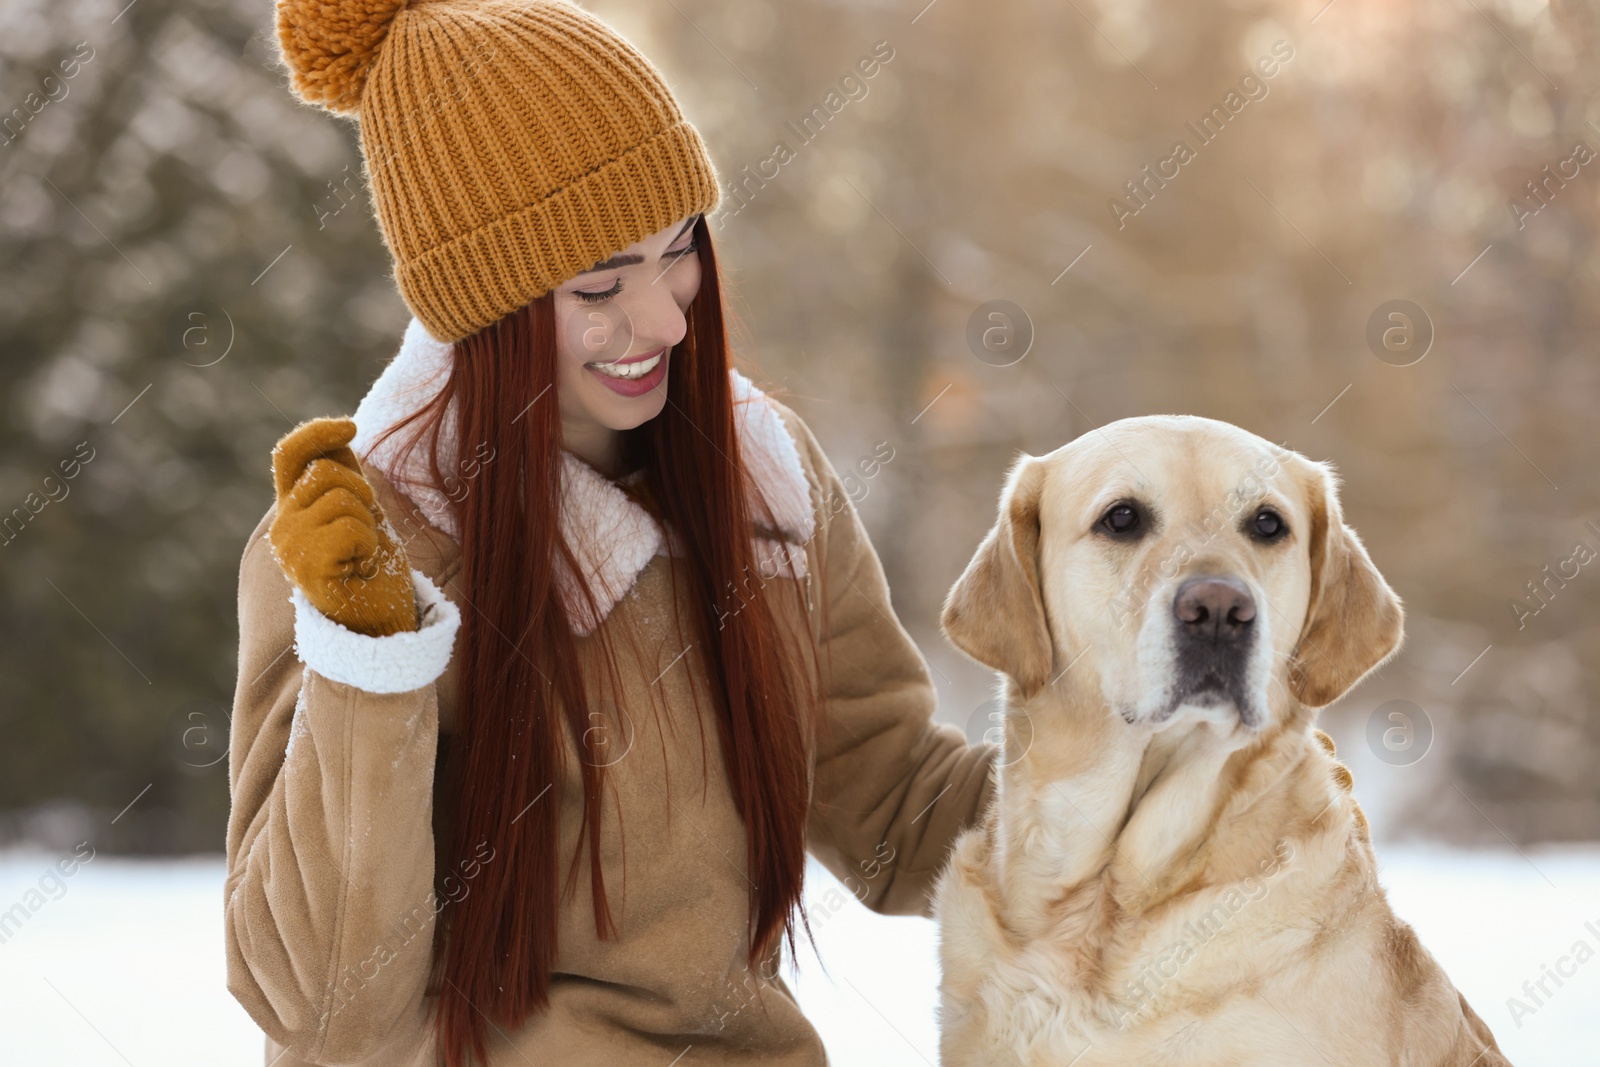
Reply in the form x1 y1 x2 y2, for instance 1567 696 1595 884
1 0 1595 1062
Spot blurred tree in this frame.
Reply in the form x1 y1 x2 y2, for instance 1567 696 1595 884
0 0 408 851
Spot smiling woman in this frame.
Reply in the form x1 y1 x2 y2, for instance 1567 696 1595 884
224 3 996 1066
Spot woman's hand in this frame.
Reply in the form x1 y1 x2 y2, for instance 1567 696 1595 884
268 416 418 637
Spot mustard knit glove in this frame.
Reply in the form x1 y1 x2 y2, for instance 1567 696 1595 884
267 416 418 637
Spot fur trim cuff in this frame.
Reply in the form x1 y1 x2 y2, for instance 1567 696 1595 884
289 568 461 694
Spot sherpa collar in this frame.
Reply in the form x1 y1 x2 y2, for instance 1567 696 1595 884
350 318 815 635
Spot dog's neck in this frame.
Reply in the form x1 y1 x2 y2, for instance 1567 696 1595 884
988 676 1324 937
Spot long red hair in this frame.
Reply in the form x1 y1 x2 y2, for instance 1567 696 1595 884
365 216 819 1066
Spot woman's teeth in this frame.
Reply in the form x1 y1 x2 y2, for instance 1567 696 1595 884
588 352 662 380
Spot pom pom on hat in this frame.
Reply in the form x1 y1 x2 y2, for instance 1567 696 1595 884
277 0 408 113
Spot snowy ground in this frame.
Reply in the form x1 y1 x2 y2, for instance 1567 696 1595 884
0 846 1594 1064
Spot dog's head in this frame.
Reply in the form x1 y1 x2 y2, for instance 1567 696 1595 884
942 416 1403 731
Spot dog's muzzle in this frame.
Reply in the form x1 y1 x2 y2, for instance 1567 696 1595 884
1161 575 1260 726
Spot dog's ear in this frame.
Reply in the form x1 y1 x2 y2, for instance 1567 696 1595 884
1289 461 1404 708
941 455 1054 694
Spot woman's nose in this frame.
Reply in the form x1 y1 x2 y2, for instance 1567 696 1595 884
623 276 689 355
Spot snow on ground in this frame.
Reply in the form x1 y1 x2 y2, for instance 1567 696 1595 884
0 846 1594 1064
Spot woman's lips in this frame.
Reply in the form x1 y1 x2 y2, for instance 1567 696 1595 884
586 346 669 397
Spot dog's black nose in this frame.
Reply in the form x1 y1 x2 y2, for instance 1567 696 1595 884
1173 576 1256 641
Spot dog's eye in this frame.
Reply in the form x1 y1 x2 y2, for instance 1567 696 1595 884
1251 508 1289 542
1099 503 1142 537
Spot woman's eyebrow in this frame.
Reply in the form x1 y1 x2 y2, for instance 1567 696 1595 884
575 215 701 274
577 253 642 273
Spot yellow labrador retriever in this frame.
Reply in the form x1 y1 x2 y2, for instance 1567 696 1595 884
935 416 1509 1066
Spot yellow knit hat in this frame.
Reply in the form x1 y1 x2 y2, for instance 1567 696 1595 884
276 0 721 342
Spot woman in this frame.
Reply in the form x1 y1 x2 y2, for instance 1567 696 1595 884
226 2 996 1065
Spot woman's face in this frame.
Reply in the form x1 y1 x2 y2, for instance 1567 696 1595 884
552 214 703 465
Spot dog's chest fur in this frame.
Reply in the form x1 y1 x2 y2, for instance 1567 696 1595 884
932 698 1425 1067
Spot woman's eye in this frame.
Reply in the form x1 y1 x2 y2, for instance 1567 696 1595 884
1251 508 1288 542
1099 503 1141 537
574 279 623 304
666 240 698 258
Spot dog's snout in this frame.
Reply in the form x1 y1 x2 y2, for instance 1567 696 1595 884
1173 576 1256 641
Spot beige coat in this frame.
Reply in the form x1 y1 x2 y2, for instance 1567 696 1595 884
224 397 997 1066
